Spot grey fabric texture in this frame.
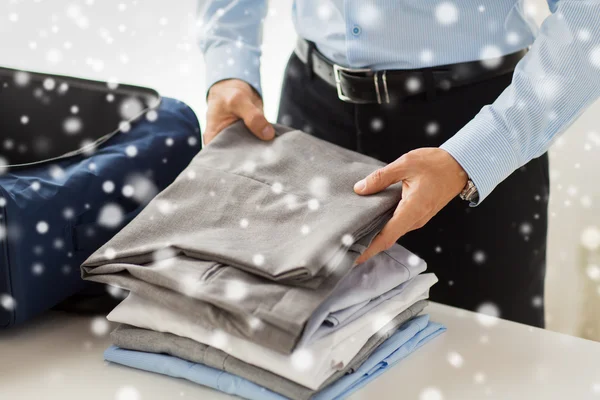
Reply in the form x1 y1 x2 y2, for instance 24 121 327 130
81 122 403 353
110 300 428 400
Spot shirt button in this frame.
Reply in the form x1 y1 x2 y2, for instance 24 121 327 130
352 25 362 36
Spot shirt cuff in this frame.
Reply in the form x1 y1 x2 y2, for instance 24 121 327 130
203 44 262 97
440 110 521 206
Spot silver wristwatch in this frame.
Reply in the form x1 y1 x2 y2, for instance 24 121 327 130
459 179 479 203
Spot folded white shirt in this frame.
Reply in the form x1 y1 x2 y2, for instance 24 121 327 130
107 273 437 390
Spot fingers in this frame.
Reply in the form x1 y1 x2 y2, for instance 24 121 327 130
354 157 408 195
231 97 275 141
204 79 275 144
355 196 425 264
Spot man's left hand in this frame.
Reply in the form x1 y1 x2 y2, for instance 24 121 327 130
354 148 468 264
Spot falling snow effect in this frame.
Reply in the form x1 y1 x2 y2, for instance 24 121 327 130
519 222 533 237
63 207 75 220
124 174 158 204
14 71 30 86
97 203 124 228
301 225 311 235
341 234 354 247
63 116 83 135
425 122 439 136
225 279 248 301
370 118 384 132
407 254 421 267
480 46 503 69
119 97 144 120
122 185 135 197
435 2 458 25
210 330 228 348
586 264 600 281
125 145 138 157
355 3 380 27
0 294 16 311
90 317 110 336
119 121 131 133
54 238 65 250
473 250 486 264
308 198 320 211
115 386 141 400
240 218 249 229
476 302 501 327
474 372 486 384
406 77 422 93
308 176 329 199
284 194 300 210
43 78 55 91
102 181 115 193
31 262 44 276
252 254 265 266
247 316 263 331
291 349 314 371
242 160 257 173
581 226 600 251
271 182 283 194
446 351 464 368
420 387 444 400
36 221 49 234
106 285 127 300
104 247 117 260
156 199 175 215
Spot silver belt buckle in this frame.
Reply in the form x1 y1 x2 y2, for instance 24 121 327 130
333 64 390 104
333 64 372 104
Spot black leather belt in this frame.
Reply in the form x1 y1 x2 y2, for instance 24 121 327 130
294 38 527 104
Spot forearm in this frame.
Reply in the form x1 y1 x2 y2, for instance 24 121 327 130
441 0 600 204
197 0 267 95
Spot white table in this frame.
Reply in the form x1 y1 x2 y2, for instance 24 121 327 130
1 302 600 400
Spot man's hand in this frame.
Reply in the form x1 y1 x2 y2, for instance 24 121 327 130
204 79 275 145
354 148 468 264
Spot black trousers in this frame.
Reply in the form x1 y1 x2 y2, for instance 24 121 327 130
277 53 549 328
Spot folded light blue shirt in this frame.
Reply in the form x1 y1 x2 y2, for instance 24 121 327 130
104 315 445 400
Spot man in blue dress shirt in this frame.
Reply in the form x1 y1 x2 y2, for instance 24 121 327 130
197 0 600 328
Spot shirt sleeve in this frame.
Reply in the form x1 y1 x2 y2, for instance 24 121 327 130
440 0 600 205
197 0 267 96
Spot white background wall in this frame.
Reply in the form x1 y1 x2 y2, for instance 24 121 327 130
0 0 598 338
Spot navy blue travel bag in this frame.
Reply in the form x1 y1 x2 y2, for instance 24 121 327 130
0 68 201 328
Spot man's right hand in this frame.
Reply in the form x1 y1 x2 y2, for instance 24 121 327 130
204 79 275 145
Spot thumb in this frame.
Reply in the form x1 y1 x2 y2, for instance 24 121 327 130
233 97 275 141
354 160 406 195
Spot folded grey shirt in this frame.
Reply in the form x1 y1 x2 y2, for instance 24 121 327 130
82 121 402 286
110 300 428 400
81 122 403 353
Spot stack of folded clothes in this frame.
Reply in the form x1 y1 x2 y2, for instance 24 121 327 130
81 122 446 400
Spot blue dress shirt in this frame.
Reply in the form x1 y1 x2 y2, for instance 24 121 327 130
197 1 600 204
104 315 446 400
